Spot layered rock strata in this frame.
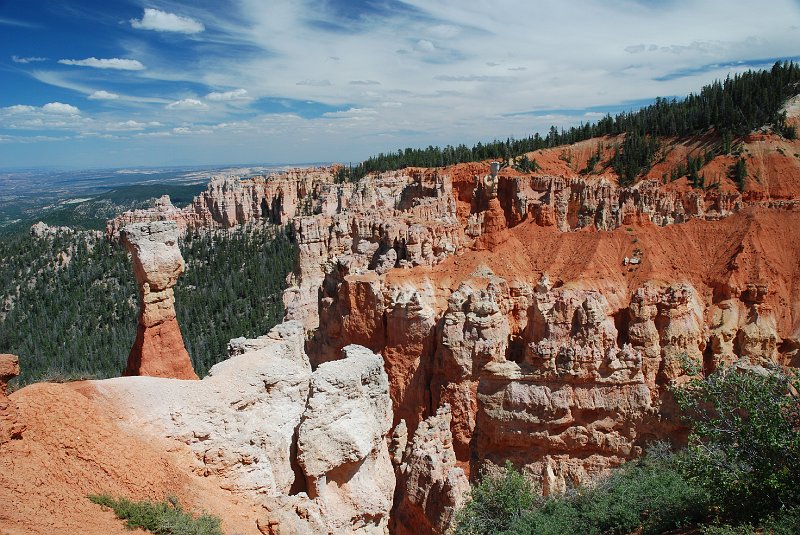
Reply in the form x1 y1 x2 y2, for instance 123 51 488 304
121 221 197 379
87 322 395 534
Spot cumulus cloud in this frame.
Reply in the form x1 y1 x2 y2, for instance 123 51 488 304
166 98 208 110
104 120 161 131
58 57 145 70
88 90 119 100
4 105 36 114
206 88 249 101
322 107 378 118
11 55 46 64
42 102 80 114
130 8 204 34
0 102 85 132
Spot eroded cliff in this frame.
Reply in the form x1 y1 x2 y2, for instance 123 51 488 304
7 129 800 534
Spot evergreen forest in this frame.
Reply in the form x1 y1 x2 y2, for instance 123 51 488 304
0 225 295 386
338 61 799 182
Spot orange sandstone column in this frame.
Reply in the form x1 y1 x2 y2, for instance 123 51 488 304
121 221 198 380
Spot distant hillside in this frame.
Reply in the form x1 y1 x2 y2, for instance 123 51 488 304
0 183 208 236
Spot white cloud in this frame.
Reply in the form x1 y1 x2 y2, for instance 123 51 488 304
206 88 249 101
88 90 120 100
11 55 46 64
414 39 435 53
166 98 209 110
42 102 80 115
131 8 204 34
58 57 145 70
0 102 87 132
5 0 800 167
4 105 36 114
323 107 378 119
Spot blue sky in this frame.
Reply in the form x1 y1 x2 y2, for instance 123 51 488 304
1 0 799 168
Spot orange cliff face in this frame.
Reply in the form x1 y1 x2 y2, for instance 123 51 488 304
121 220 198 380
282 142 800 530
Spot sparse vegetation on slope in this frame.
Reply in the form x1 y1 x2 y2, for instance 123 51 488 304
88 494 224 535
455 366 800 534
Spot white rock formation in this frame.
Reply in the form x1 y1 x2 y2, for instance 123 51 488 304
87 323 395 534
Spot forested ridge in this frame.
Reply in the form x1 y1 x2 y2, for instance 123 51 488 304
339 61 799 182
0 224 295 386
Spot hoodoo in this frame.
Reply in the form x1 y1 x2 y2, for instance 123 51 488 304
121 220 198 380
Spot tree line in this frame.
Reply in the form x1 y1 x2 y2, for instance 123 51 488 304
336 61 799 182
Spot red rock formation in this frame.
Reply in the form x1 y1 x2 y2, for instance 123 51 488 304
121 221 197 379
0 354 24 444
95 132 800 533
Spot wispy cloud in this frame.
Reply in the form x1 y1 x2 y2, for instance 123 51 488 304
58 57 145 70
11 55 47 64
296 79 333 87
3 0 800 167
88 90 119 100
130 8 205 34
166 98 208 110
0 17 39 29
206 89 249 101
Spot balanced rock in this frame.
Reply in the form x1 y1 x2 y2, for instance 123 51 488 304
121 221 197 379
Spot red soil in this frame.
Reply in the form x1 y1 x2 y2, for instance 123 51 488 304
0 382 261 535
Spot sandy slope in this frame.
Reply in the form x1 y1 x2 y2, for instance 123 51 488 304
0 382 262 535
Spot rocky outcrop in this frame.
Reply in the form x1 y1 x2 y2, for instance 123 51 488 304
432 280 511 460
392 405 470 535
0 354 24 444
30 221 75 238
290 170 467 333
106 168 335 238
87 323 395 534
298 345 395 534
121 220 197 379
499 175 744 231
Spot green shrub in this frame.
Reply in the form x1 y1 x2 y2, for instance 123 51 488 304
454 366 800 534
88 494 223 535
455 447 706 535
674 367 800 524
455 462 537 535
